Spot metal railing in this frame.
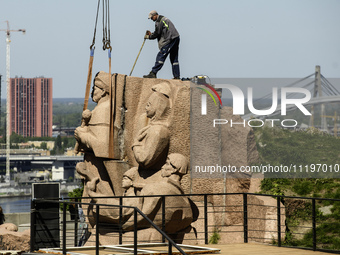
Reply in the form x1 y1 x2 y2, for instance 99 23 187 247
30 192 340 254
30 199 187 255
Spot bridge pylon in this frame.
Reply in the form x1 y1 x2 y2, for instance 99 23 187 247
309 65 327 131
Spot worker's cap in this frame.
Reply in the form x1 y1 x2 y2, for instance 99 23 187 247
148 10 158 19
94 71 111 93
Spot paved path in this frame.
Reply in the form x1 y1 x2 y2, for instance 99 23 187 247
204 243 333 255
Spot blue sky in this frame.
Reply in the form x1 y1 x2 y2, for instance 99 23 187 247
0 0 339 98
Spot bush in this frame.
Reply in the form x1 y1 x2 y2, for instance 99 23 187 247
292 180 314 196
209 230 220 244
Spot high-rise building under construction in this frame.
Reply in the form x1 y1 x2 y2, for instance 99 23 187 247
10 76 52 137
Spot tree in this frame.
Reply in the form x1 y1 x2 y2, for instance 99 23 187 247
62 136 69 148
40 142 48 150
51 135 64 155
62 136 76 149
10 132 26 143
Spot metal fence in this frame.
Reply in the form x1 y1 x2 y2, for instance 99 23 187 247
30 192 340 254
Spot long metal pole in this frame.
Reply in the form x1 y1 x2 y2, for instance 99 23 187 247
312 198 317 251
243 193 248 243
277 197 281 247
63 202 67 255
204 194 208 244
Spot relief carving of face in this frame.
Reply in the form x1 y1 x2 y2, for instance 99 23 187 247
91 85 105 103
145 92 170 120
161 157 175 178
122 176 133 189
145 94 158 118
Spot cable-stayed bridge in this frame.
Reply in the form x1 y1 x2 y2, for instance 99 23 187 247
242 66 340 132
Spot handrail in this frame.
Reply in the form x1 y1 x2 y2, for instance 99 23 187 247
65 191 340 202
31 192 340 254
32 199 187 255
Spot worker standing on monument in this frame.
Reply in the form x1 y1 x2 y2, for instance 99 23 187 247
143 10 180 79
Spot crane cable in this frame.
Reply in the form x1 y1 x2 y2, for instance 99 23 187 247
101 0 115 159
81 0 115 159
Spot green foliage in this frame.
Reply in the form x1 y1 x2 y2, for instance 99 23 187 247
255 126 340 169
39 142 48 150
286 200 323 224
50 135 75 155
62 136 76 149
209 230 220 244
283 231 300 246
29 136 56 141
292 180 314 196
60 183 84 212
53 113 82 128
53 99 95 128
51 135 63 155
255 126 340 250
331 201 340 220
0 132 56 144
302 222 340 249
10 132 26 143
260 178 289 198
68 184 84 199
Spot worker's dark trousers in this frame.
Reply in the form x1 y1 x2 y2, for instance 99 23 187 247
152 37 180 78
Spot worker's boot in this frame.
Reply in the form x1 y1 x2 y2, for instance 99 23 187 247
143 71 157 78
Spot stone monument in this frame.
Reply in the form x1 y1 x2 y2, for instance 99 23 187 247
75 73 195 243
75 72 284 245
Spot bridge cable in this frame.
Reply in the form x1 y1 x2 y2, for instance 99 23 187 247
320 78 337 95
321 81 337 96
321 75 340 95
321 79 337 96
253 73 315 102
321 74 340 94
285 80 315 99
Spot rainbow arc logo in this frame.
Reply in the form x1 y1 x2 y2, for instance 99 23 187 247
194 77 223 115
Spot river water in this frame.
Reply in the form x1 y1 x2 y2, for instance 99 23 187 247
0 183 79 213
0 191 72 213
0 196 31 213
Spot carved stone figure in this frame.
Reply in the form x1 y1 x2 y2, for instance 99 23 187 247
75 71 111 158
74 71 118 199
83 167 140 224
75 75 198 243
132 83 171 172
122 153 195 234
74 109 92 153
